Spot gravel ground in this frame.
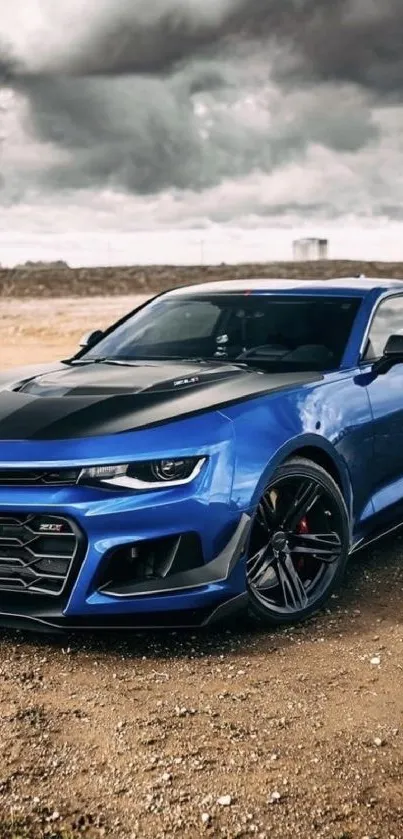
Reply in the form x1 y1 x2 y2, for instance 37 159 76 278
1 297 403 839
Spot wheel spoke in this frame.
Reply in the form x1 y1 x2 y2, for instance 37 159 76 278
281 480 321 531
276 552 308 611
247 546 276 588
289 532 341 564
257 494 277 531
246 545 267 576
252 558 278 589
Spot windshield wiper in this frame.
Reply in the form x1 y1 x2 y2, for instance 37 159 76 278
66 357 124 366
71 356 227 365
65 355 264 372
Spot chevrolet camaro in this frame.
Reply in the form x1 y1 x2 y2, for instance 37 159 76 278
1 276 403 632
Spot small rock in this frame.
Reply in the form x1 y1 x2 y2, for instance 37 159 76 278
217 795 233 806
201 813 211 825
374 737 385 747
269 791 281 804
175 706 188 717
370 656 381 666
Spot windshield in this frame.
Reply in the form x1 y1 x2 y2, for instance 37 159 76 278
81 293 361 372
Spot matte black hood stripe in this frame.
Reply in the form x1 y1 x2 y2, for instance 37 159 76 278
0 364 322 440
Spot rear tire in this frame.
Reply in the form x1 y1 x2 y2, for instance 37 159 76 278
247 457 350 627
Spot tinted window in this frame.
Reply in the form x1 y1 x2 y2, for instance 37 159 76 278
139 300 221 342
366 296 403 359
83 294 361 372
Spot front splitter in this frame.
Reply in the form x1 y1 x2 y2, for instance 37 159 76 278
0 592 248 633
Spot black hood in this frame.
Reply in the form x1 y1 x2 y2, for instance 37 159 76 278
0 360 322 440
17 359 241 398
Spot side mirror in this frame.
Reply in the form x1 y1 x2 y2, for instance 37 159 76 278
79 329 104 349
373 334 403 374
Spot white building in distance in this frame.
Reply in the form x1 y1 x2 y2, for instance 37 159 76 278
293 238 329 261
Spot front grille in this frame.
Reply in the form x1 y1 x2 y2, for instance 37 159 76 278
0 468 80 486
0 513 81 596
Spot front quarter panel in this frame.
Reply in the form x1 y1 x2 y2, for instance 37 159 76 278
221 373 374 536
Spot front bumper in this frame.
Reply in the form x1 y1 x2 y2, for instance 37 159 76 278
0 417 252 631
0 501 251 631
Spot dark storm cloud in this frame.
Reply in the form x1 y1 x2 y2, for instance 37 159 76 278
0 0 399 207
0 43 19 83
40 0 403 98
18 71 377 196
267 0 403 97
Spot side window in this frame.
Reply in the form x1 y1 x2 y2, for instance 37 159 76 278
366 297 403 359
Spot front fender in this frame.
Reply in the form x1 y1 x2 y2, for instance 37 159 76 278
255 432 352 510
221 374 371 528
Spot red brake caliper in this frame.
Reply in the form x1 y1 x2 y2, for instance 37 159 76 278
296 516 309 569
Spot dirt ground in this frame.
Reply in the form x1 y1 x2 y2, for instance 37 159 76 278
1 260 403 300
1 297 147 369
1 297 403 839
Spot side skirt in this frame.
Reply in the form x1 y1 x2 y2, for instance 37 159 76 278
350 518 403 555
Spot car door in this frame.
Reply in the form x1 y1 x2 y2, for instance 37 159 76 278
362 294 403 518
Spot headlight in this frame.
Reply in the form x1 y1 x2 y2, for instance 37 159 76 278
78 457 206 489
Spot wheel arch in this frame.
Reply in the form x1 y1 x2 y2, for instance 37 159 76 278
286 446 343 491
281 442 352 521
258 435 353 523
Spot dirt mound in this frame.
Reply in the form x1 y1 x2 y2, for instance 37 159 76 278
1 260 403 298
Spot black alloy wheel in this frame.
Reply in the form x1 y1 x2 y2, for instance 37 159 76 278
247 457 350 625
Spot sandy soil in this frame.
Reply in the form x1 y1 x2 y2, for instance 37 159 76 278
1 297 403 839
1 296 148 369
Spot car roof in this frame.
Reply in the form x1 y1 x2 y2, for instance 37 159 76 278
167 276 403 298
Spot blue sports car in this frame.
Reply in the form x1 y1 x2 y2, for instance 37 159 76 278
1 276 403 632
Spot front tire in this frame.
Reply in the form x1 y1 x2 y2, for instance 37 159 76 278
247 457 350 626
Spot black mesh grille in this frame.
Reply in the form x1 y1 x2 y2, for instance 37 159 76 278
0 469 80 486
0 513 82 596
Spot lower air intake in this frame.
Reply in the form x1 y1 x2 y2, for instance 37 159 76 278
0 513 82 596
97 532 204 596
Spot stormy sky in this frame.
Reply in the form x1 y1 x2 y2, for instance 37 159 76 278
1 0 403 248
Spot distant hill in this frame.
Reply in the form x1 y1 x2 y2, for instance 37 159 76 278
14 259 71 271
1 260 403 298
